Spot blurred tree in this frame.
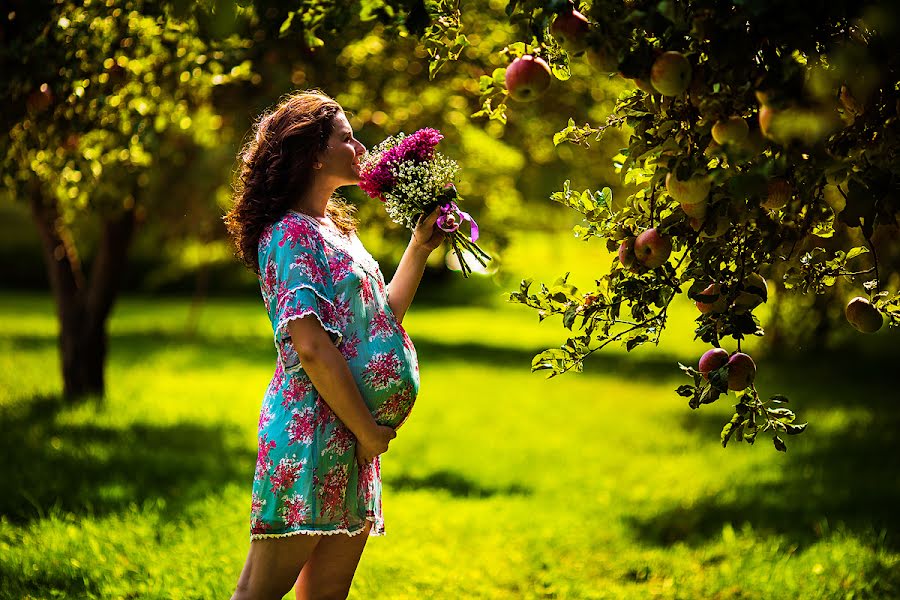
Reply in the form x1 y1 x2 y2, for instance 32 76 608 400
1 0 251 399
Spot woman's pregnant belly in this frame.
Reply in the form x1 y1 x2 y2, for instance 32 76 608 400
348 326 419 429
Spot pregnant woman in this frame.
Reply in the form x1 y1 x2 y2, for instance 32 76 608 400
225 90 444 600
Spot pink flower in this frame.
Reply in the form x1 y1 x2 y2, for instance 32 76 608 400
279 216 319 250
323 424 355 457
281 375 314 408
316 464 350 518
339 333 361 360
362 350 403 390
287 407 316 446
368 311 396 341
255 435 276 481
358 128 444 199
280 494 310 527
270 457 304 494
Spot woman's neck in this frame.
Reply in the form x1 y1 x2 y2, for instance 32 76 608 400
293 180 334 219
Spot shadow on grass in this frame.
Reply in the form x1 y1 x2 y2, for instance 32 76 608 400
630 351 900 553
386 469 531 498
0 395 253 524
0 561 101 600
6 331 688 380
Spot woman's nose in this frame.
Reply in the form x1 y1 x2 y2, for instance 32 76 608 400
355 140 366 155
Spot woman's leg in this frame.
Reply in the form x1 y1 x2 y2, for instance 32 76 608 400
294 520 373 600
232 534 320 600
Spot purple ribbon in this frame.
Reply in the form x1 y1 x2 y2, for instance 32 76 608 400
436 201 479 242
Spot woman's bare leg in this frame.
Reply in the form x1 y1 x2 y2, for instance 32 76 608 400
294 521 373 600
232 534 320 600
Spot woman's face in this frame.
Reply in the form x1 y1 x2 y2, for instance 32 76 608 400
317 111 366 187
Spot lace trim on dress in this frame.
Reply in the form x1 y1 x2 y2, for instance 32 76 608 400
249 517 383 541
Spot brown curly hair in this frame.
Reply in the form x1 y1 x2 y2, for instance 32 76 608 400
224 90 358 274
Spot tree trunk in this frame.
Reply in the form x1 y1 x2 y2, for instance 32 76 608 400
30 186 136 401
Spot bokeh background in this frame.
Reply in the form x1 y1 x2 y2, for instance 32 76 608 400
2 1 899 598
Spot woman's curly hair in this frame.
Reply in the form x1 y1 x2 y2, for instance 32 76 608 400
224 90 358 274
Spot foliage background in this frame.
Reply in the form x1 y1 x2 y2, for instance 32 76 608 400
2 0 899 597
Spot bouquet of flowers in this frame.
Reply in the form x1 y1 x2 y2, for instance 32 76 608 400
358 128 491 277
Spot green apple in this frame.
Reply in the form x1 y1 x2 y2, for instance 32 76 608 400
845 297 883 333
711 116 749 146
666 171 711 205
762 178 793 210
650 51 692 96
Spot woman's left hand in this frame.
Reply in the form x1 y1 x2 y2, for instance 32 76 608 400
411 206 447 253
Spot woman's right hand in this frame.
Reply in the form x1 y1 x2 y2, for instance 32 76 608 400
356 424 397 467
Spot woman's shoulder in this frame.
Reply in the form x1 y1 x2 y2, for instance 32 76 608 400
264 211 327 254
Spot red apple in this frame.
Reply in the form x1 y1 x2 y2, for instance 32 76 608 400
650 51 692 96
711 116 749 146
762 178 792 210
505 55 552 102
666 172 710 205
845 297 883 333
550 9 590 53
699 347 729 380
618 237 637 270
727 352 756 390
695 283 727 314
634 228 672 269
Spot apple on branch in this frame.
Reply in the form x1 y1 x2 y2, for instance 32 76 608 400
618 236 638 270
634 228 672 269
845 296 883 333
695 283 727 314
727 352 757 391
505 55 552 102
666 171 711 207
711 116 749 146
550 7 590 54
699 347 728 380
650 51 692 96
762 178 793 210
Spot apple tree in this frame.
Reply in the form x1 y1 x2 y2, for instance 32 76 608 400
343 0 900 450
1 0 250 400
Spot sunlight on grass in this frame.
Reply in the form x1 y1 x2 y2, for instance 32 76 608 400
1 231 898 598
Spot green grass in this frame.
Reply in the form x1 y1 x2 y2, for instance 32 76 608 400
1 231 899 599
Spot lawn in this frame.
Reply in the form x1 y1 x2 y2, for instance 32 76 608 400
1 231 898 599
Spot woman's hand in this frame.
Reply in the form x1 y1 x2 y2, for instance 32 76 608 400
356 424 397 467
411 206 447 253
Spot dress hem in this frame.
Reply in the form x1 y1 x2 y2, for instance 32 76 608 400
250 517 383 541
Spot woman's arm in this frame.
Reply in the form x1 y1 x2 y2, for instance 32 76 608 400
287 316 395 459
387 207 446 323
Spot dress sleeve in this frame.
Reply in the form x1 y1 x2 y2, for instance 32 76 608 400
262 217 343 374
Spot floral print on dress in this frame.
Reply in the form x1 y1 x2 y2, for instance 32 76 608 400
248 211 419 540
362 350 403 391
287 407 316 446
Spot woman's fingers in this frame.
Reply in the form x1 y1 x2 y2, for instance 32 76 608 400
419 205 441 228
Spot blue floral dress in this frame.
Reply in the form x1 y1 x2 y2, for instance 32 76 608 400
249 210 419 539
